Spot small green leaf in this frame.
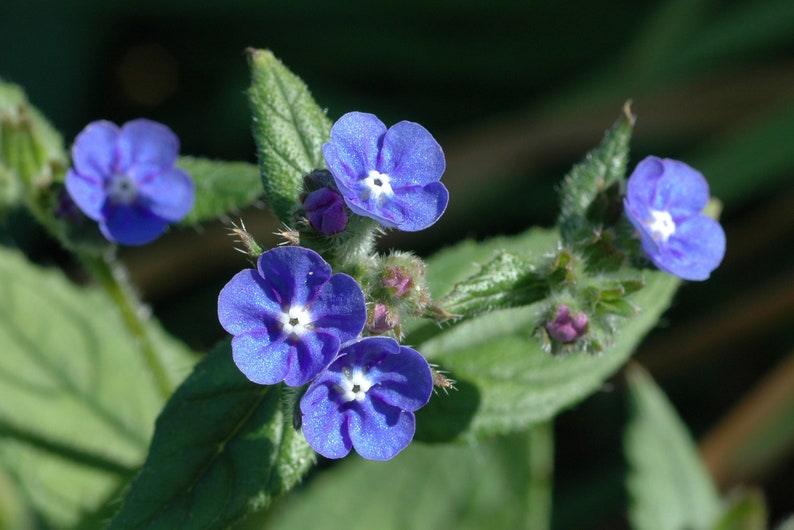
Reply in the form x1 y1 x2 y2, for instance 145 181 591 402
711 489 766 530
558 106 633 245
177 157 263 226
264 430 546 530
423 228 562 303
0 248 192 529
438 251 549 317
0 80 67 191
625 364 722 530
403 227 560 343
247 49 332 225
414 270 679 442
108 341 315 530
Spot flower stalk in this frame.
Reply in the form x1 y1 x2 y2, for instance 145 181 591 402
79 250 174 400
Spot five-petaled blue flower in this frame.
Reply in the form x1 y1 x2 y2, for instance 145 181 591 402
65 119 194 245
322 112 448 232
624 156 726 281
218 246 367 387
300 336 433 461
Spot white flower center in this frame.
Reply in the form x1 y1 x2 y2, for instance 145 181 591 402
360 170 394 203
645 209 676 243
107 173 138 204
337 366 373 403
279 305 312 338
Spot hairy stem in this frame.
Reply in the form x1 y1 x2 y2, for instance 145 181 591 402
526 421 554 530
79 251 173 400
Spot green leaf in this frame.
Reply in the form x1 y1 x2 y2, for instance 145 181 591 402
437 251 550 317
425 228 562 302
711 489 766 530
403 227 560 343
558 106 633 245
0 80 67 190
263 429 547 530
0 248 191 529
177 157 263 226
247 49 332 225
108 341 315 530
0 466 34 530
624 364 722 530
413 270 679 443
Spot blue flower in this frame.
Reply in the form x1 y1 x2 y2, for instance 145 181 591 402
65 119 194 245
322 112 448 232
218 246 366 387
300 336 433 461
624 156 726 280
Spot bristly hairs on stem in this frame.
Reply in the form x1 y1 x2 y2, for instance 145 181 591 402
430 364 457 395
274 223 300 246
228 219 263 260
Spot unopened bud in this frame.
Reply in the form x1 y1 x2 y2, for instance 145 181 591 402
383 265 412 298
366 303 400 335
303 187 348 235
546 305 588 343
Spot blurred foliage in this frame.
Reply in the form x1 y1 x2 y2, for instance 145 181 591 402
1 0 792 528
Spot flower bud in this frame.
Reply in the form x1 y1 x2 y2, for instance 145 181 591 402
303 187 348 235
366 303 400 335
383 265 412 298
546 305 588 343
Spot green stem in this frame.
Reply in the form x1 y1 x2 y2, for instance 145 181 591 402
526 421 554 530
79 251 173 400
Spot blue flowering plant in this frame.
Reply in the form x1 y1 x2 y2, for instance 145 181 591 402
623 156 726 280
0 49 744 530
65 119 194 245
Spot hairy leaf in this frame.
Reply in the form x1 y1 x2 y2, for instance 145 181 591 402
263 430 546 530
108 341 315 530
438 251 549 317
177 157 263 226
413 271 679 442
0 248 193 529
711 489 766 530
403 227 560 343
247 49 332 225
625 365 722 530
558 107 633 244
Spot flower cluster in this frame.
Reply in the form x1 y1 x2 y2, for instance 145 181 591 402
623 156 726 281
218 246 433 461
218 110 451 461
66 119 194 246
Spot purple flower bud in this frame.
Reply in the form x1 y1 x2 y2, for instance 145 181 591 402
55 188 82 221
546 305 588 343
367 303 399 334
304 187 348 235
383 265 413 298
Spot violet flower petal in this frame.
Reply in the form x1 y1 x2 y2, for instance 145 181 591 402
322 111 448 232
624 156 726 281
100 204 167 246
